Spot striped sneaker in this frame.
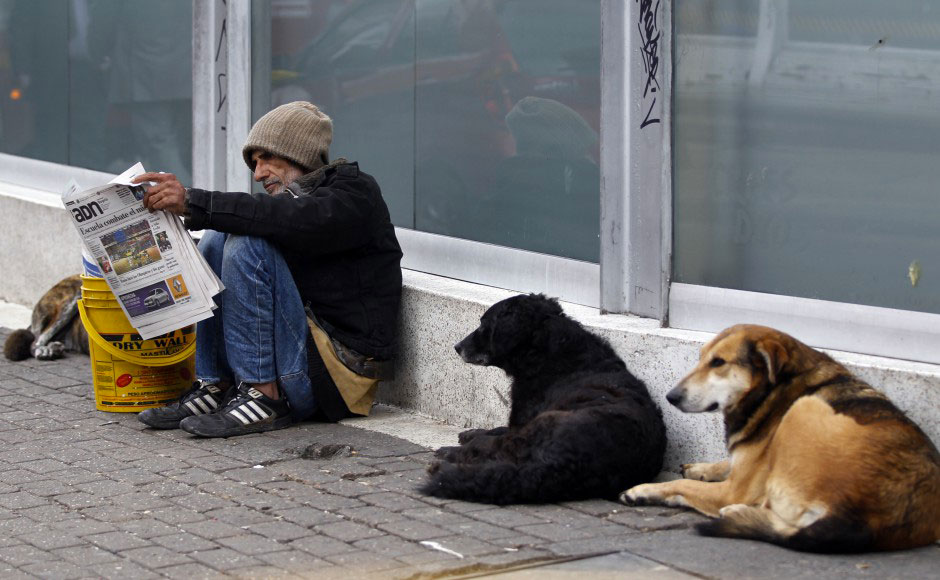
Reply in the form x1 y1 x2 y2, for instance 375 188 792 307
137 380 226 430
179 382 291 438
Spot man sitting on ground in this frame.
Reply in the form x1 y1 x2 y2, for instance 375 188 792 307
135 101 402 437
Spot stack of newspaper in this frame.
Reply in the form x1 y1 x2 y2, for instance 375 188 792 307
63 163 223 340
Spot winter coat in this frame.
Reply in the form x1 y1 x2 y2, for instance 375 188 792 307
184 160 403 360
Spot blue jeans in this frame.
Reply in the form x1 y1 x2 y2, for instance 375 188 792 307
196 231 316 421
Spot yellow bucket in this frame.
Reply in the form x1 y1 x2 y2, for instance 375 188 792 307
77 276 196 412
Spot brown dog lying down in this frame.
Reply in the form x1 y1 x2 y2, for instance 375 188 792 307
3 275 89 361
621 324 940 553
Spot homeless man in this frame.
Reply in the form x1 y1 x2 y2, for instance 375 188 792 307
134 101 402 438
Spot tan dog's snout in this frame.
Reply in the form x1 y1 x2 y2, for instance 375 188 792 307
665 384 685 408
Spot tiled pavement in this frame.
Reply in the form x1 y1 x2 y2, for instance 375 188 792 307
0 329 937 579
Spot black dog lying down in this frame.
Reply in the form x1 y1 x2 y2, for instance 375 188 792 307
420 294 666 504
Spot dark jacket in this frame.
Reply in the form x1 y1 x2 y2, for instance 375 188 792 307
184 160 403 360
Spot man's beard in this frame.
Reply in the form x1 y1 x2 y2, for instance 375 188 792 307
263 178 285 194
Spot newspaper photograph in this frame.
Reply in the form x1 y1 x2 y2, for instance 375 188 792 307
63 163 223 339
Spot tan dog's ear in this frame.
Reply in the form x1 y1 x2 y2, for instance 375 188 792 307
755 338 788 384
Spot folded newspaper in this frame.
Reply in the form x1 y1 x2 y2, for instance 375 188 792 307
63 163 223 340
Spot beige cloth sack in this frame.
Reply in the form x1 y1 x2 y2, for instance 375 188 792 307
306 318 380 416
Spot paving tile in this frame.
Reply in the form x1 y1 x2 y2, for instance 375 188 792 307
188 547 263 571
117 519 181 540
85 530 152 552
158 562 224 580
289 534 358 558
120 545 194 568
0 544 53 566
377 519 450 541
243 520 312 542
19 559 90 579
0 492 46 510
272 506 343 528
215 533 292 555
469 507 549 528
88 559 163 579
201 506 275 527
256 549 333 574
337 506 408 526
317 520 385 542
17 530 84 551
176 520 247 541
52 518 117 537
150 532 220 553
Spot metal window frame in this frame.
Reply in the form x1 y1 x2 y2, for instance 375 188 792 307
599 0 672 320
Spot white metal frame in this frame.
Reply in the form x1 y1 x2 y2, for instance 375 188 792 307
600 0 671 320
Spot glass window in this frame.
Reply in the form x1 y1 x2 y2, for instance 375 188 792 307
673 0 940 314
263 0 601 262
0 0 192 181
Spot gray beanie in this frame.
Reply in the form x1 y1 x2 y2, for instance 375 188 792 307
505 97 597 159
242 101 332 172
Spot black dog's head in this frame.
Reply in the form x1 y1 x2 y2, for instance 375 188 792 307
454 293 564 370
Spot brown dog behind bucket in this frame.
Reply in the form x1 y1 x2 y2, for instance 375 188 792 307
4 275 89 361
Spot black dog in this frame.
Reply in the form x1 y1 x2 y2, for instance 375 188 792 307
420 294 666 504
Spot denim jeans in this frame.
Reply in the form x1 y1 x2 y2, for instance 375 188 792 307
195 231 316 421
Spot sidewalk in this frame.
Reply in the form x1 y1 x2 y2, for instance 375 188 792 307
0 327 936 579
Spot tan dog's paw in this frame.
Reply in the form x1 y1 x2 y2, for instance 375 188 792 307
681 462 711 481
680 460 729 482
718 504 753 520
620 483 662 506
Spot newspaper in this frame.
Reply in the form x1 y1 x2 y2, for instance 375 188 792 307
63 163 223 340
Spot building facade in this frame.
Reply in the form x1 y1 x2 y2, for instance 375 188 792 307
1 1 937 464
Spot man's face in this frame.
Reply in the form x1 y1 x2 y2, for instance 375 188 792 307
251 151 305 194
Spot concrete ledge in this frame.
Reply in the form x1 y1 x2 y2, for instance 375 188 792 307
2 190 937 470
383 270 940 469
0 188 83 307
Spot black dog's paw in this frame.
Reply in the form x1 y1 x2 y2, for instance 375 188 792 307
433 446 462 462
426 460 443 475
458 429 489 444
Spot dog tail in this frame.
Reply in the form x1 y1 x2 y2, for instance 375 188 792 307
3 329 35 361
420 461 577 505
696 511 874 554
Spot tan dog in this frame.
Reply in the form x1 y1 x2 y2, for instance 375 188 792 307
621 324 940 552
3 275 89 361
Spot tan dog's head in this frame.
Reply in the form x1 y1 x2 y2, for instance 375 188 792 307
666 325 796 414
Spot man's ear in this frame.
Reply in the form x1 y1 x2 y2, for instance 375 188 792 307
755 338 788 385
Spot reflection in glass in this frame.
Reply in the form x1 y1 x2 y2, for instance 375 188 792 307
265 0 601 262
673 0 940 314
0 0 192 178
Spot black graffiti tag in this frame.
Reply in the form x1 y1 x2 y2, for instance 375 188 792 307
637 0 661 129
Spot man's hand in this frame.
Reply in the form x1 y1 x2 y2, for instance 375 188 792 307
133 172 188 216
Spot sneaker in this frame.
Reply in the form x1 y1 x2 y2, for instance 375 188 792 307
137 379 226 430
179 382 292 438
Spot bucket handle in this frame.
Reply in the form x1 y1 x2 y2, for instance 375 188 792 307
78 300 196 367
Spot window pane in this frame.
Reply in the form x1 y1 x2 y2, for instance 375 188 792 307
0 0 68 163
0 0 192 179
673 0 940 314
415 0 601 262
266 0 416 227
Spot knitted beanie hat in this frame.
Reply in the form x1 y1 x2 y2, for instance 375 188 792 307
505 97 597 159
242 101 332 172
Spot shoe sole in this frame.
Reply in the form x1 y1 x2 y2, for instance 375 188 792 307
137 412 185 430
179 416 292 438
